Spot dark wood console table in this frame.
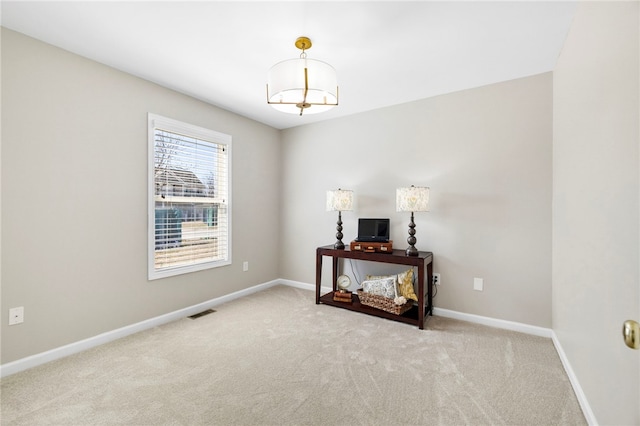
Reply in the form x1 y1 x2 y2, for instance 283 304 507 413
315 245 434 329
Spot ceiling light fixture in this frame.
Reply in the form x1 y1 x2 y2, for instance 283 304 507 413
267 36 338 116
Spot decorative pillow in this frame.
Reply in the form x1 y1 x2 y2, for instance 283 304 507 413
397 269 418 302
362 276 398 299
365 274 391 281
367 270 418 302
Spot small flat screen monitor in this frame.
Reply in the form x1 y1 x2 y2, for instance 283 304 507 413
356 218 390 243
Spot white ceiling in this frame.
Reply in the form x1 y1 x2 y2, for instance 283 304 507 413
1 1 577 130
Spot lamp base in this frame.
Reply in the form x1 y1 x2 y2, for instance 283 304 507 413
334 211 345 250
405 211 419 256
405 246 419 256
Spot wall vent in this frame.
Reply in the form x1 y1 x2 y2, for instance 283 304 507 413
188 309 216 319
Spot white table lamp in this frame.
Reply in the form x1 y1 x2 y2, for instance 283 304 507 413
396 185 429 256
326 189 353 249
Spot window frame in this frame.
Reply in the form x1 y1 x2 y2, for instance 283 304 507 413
148 113 232 280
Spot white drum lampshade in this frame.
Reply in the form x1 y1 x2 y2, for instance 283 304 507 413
267 37 338 116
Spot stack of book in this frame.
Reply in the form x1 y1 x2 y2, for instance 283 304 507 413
333 291 352 303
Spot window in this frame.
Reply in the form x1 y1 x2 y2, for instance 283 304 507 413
148 114 231 279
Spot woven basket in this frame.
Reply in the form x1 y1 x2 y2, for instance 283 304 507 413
357 289 413 315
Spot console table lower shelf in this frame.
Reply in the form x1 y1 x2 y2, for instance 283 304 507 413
316 245 433 329
319 291 431 327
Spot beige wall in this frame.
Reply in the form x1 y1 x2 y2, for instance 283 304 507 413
553 2 639 425
5 8 638 423
280 73 553 327
0 29 282 364
1 27 555 362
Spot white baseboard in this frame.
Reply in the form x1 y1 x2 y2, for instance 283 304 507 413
433 309 597 425
551 331 598 426
432 307 553 337
288 280 594 423
278 278 332 294
286 281 550 338
432 308 594 424
0 277 597 426
0 279 282 378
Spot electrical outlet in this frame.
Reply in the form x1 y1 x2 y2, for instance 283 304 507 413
474 277 484 291
9 307 24 325
242 261 249 272
433 273 441 286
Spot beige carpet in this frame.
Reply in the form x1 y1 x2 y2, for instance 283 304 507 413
1 285 586 425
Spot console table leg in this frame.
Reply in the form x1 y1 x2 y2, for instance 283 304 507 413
332 257 339 292
315 251 323 304
418 261 425 330
427 263 433 316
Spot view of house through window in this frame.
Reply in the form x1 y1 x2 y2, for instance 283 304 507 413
148 114 231 279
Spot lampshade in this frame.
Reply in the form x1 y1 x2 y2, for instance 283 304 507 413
267 37 338 116
326 189 353 212
396 186 430 212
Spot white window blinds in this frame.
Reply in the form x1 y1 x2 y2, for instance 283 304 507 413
148 114 231 279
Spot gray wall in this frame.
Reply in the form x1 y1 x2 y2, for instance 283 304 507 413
1 29 282 364
280 73 553 327
553 2 639 425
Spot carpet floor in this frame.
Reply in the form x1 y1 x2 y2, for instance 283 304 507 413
1 285 586 425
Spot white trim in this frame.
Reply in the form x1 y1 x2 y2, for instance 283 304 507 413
0 279 280 378
0 277 598 426
147 113 232 280
551 331 598 426
208 278 596 425
432 308 594 423
296 278 553 337
432 307 553 337
278 278 332 294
